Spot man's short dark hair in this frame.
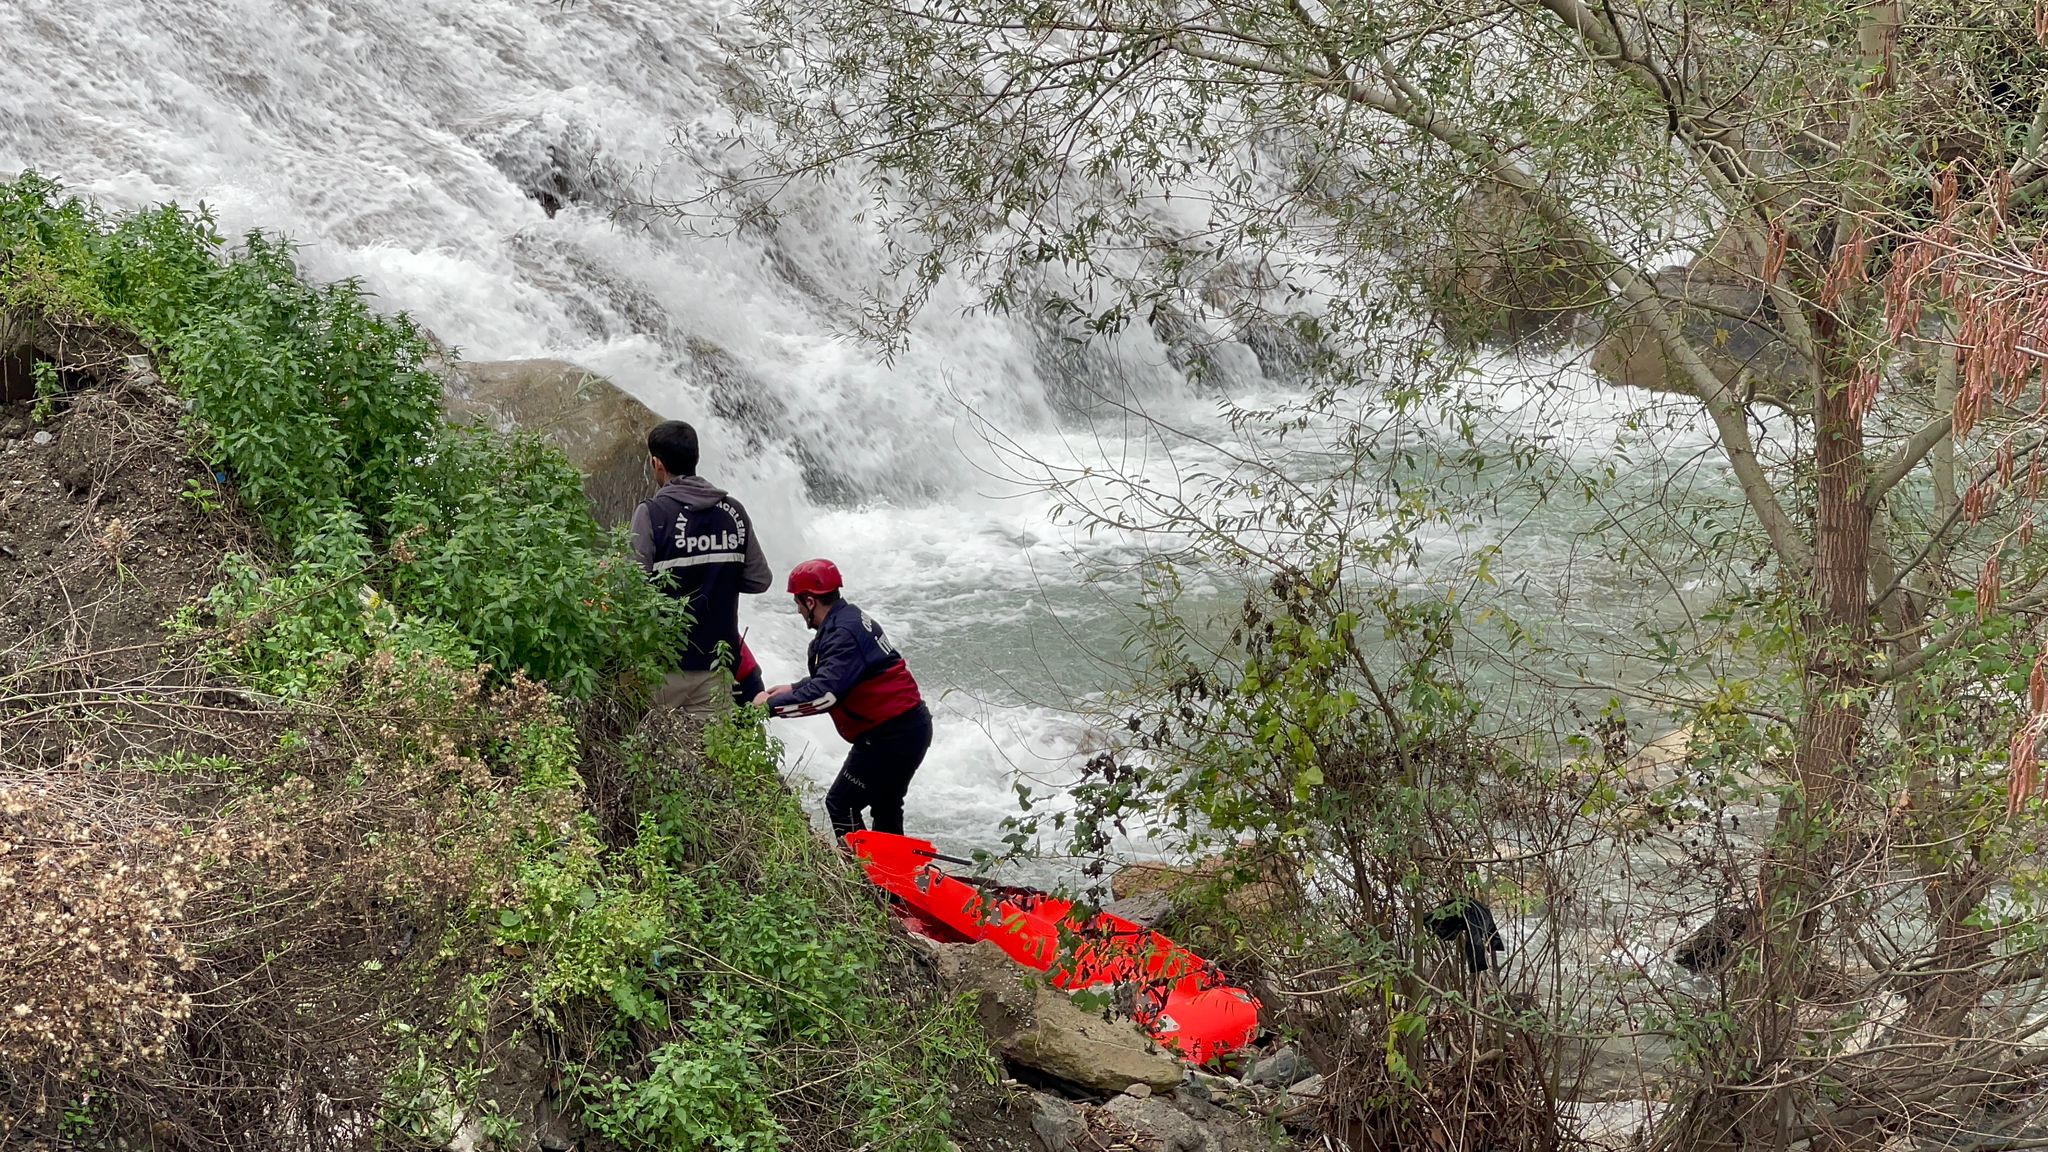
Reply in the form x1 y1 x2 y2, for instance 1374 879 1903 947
648 420 699 476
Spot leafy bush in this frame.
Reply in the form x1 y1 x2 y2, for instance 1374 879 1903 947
505 713 986 1152
0 171 678 696
0 173 989 1151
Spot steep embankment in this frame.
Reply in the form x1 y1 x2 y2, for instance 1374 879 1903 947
0 175 990 1151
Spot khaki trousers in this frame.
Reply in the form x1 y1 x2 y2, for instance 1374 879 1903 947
654 669 734 718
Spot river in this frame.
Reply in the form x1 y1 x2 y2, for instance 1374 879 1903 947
0 0 1739 875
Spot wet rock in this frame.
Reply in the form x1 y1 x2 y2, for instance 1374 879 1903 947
440 358 657 527
1245 1046 1311 1088
473 114 630 220
1235 315 1324 383
1673 905 1755 974
934 940 1183 1095
1030 1092 1086 1152
1145 303 1261 393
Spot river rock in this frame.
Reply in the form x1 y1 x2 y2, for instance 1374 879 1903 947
1110 850 1288 920
1590 253 1806 406
1030 1092 1086 1152
1673 905 1755 973
1420 185 1605 349
1625 725 1696 790
1244 1046 1311 1088
1100 1092 1274 1152
440 358 657 527
1103 1094 1209 1151
1561 1029 1677 1102
935 939 1183 1095
1099 889 1177 928
1283 1073 1325 1102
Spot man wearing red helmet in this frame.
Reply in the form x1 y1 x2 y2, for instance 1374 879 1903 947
756 559 932 838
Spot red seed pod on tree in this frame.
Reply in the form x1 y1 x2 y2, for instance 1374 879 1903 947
1935 170 1960 220
1822 229 1866 310
2001 439 2017 486
1850 364 1882 421
2010 722 2037 818
1957 367 1986 440
1762 221 1788 287
1886 243 1926 341
1981 554 2004 617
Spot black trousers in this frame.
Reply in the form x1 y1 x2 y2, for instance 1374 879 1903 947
825 704 933 838
732 667 765 707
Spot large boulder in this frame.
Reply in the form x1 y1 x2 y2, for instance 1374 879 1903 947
1110 850 1289 922
1421 185 1607 349
441 358 656 527
1590 233 1808 405
934 940 1183 1096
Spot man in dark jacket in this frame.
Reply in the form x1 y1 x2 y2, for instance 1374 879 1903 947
757 559 932 837
632 420 772 714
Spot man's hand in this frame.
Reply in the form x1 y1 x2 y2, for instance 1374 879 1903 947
754 684 791 708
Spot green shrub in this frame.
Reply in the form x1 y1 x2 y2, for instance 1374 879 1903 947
490 714 984 1152
0 172 988 1152
0 171 679 696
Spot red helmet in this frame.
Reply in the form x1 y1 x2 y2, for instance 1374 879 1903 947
787 558 844 596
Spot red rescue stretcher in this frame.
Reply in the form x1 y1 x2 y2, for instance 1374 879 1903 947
844 830 1260 1065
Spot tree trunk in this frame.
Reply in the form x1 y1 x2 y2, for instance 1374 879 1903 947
1763 348 1872 1146
1683 348 1872 1151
